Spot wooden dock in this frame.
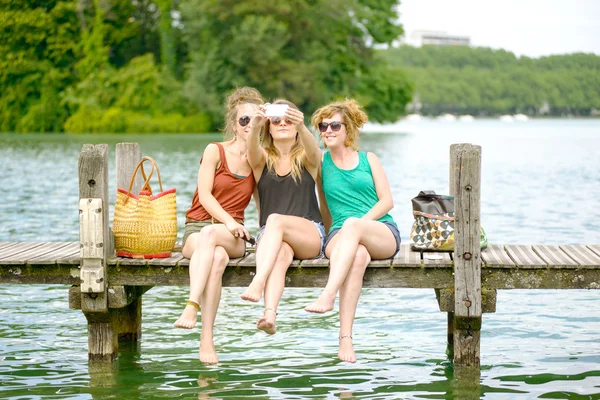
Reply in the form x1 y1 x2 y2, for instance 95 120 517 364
1 142 599 385
1 242 599 290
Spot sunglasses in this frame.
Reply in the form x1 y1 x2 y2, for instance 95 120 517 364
238 116 251 127
270 116 293 126
318 121 345 133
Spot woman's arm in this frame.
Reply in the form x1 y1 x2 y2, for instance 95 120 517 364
287 107 321 168
362 152 394 220
197 144 248 237
247 108 267 172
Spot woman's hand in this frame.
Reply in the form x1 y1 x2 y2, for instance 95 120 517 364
225 220 250 241
250 106 268 129
285 107 305 131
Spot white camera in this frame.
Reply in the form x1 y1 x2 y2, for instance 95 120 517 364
264 104 289 117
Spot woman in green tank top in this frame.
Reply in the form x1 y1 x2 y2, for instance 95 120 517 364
305 99 401 363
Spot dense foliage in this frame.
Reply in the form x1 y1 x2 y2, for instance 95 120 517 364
380 46 600 116
0 0 412 133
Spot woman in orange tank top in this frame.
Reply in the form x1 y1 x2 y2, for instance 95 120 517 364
173 87 263 364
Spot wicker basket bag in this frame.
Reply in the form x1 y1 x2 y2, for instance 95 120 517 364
113 157 177 258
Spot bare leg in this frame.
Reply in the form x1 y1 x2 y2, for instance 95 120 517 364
338 245 370 363
199 246 229 364
241 214 321 302
257 243 294 334
305 218 396 313
175 225 244 328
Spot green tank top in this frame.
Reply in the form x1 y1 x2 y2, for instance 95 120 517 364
322 151 395 230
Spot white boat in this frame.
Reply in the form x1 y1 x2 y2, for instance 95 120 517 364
514 113 530 121
404 114 423 122
437 113 457 122
499 115 514 122
459 115 475 122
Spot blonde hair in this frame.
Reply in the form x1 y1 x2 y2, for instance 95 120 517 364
311 98 368 150
223 87 264 140
261 99 306 183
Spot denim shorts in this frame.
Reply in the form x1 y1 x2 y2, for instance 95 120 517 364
323 220 401 258
256 220 326 259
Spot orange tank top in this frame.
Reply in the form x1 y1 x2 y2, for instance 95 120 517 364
186 143 255 222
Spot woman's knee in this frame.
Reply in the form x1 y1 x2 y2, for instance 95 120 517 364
276 242 294 264
210 247 230 276
340 217 361 237
352 245 371 271
265 213 286 231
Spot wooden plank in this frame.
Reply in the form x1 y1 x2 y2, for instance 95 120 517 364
587 245 600 258
505 245 547 268
560 245 600 267
422 252 453 267
111 257 148 267
481 244 515 268
237 252 256 267
56 248 83 265
532 245 578 268
0 242 21 251
107 265 454 288
300 255 329 267
369 258 392 267
0 242 46 260
482 268 600 289
2 242 74 265
28 242 80 265
392 244 422 267
147 253 184 267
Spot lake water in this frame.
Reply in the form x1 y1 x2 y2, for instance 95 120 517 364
1 119 599 399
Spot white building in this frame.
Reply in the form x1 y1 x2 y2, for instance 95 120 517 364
403 30 470 47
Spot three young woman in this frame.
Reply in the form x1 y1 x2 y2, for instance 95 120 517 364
173 87 263 364
176 89 398 364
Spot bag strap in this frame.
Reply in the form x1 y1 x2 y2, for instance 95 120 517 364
418 190 437 196
124 157 164 198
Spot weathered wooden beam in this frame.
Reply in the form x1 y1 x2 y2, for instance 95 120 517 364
435 288 496 313
78 144 115 362
451 143 482 369
69 285 152 309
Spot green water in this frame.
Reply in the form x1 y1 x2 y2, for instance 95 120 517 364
1 120 600 399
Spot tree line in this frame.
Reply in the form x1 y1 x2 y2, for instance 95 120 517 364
0 0 412 133
379 46 600 117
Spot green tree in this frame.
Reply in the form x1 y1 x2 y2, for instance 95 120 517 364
181 0 411 127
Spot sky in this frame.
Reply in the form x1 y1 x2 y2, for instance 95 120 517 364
396 0 600 58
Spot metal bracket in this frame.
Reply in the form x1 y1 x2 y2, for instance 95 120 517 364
79 198 105 293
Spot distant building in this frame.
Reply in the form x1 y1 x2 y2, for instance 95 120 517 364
404 30 470 47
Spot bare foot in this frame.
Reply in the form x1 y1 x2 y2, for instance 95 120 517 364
257 308 277 335
174 304 199 329
199 337 218 364
304 291 336 313
240 280 264 302
338 335 356 363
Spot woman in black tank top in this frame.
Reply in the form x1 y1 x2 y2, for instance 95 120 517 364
241 99 324 335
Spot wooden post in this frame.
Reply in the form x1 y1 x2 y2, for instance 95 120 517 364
450 143 482 370
114 143 146 344
79 144 116 362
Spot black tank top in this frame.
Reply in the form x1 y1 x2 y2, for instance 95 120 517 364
258 166 323 227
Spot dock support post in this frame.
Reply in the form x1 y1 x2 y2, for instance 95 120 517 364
79 144 115 362
450 144 482 378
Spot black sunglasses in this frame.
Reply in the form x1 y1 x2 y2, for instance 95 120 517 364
270 116 293 126
318 121 345 132
238 116 251 127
